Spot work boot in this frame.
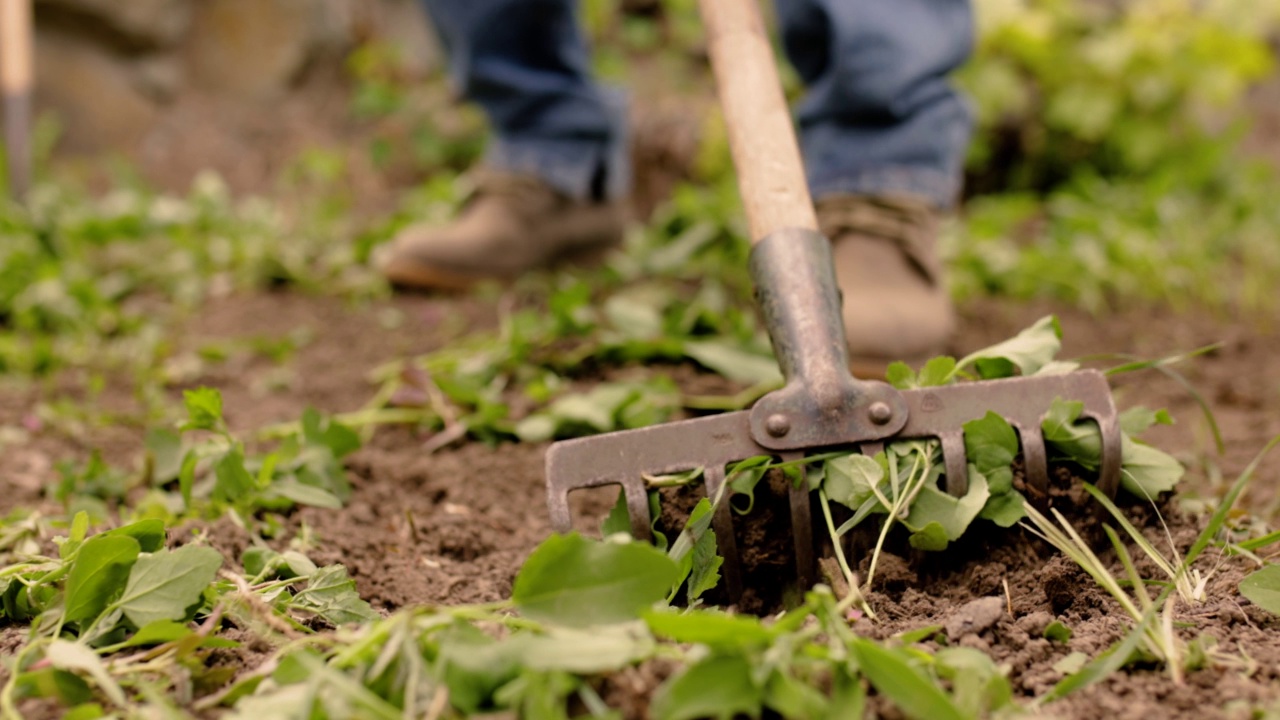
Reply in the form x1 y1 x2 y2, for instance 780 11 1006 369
816 194 955 373
375 170 626 290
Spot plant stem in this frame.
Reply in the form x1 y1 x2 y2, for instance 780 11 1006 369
818 489 875 621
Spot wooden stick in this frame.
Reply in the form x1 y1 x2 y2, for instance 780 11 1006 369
698 0 817 242
0 0 33 200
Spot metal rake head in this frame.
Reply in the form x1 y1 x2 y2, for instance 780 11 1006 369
545 370 1122 600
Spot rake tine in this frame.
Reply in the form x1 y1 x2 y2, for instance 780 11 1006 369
859 440 885 459
704 465 744 600
1092 410 1124 498
624 479 653 543
939 432 969 497
787 457 816 590
1019 424 1051 499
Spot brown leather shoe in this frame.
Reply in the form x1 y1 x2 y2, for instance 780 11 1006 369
817 194 955 374
374 170 627 290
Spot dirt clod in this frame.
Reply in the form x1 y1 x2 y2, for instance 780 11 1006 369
944 596 1007 640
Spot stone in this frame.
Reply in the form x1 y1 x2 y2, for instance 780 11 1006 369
34 28 158 152
35 0 192 49
943 596 1006 640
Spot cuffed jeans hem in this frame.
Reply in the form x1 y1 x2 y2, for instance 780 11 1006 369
809 166 962 209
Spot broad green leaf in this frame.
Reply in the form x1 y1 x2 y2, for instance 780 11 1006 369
823 454 884 511
934 647 1013 715
178 450 197 509
1119 436 1183 498
60 511 91 559
958 315 1062 379
64 534 141 623
214 448 256 503
242 547 281 577
826 666 866 720
512 533 679 628
145 428 184 484
683 340 782 385
100 518 166 552
644 609 773 648
45 640 127 707
651 655 763 720
301 409 361 458
682 499 722 603
1239 564 1280 614
600 488 631 537
117 619 194 648
182 387 224 431
1119 406 1174 436
513 414 558 443
226 683 312 719
14 669 93 706
648 491 669 552
766 671 829 718
1041 398 1102 470
849 638 966 720
290 565 379 626
908 522 950 551
727 456 771 515
116 545 223 628
62 703 106 720
963 411 1019 494
978 490 1026 527
1044 621 1073 642
551 385 635 431
886 361 917 389
918 356 957 386
436 625 522 714
903 471 990 546
267 479 344 509
604 293 664 340
515 623 654 673
493 670 579 720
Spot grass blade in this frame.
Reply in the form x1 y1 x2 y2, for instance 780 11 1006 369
1103 525 1152 613
850 638 967 720
1185 434 1280 568
1039 589 1170 704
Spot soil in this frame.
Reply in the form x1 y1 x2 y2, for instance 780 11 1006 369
2 287 1279 717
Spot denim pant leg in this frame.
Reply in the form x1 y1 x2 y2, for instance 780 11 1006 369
419 0 628 200
777 0 974 208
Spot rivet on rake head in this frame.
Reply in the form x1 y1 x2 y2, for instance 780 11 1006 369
868 402 893 425
765 413 791 437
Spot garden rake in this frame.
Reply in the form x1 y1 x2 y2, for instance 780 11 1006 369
546 0 1122 598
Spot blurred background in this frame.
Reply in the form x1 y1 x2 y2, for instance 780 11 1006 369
4 0 1280 515
8 0 1280 309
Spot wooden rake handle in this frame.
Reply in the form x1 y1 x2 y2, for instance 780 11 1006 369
1 0 32 200
698 0 817 241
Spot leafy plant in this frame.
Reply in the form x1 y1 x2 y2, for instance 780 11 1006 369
816 316 1184 605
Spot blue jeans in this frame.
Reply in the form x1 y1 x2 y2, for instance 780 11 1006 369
419 0 973 208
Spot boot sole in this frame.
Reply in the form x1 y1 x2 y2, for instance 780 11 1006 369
379 240 621 292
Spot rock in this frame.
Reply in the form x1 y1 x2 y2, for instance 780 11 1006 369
944 596 1006 640
36 0 192 49
1015 610 1055 637
184 0 355 100
34 28 158 151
